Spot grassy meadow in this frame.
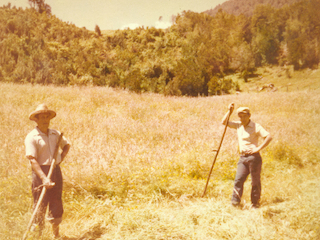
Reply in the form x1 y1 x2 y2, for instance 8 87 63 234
0 81 320 239
230 66 320 93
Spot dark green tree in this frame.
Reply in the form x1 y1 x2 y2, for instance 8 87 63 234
251 5 281 65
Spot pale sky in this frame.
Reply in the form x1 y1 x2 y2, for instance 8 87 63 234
2 0 226 30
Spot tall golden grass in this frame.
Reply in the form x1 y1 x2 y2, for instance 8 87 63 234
0 82 319 239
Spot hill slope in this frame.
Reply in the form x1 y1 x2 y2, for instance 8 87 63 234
1 1 319 96
205 0 302 16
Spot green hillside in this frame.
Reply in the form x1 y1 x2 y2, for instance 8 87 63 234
205 0 302 16
227 66 320 93
1 0 319 96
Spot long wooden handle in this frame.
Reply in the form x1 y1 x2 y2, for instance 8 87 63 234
202 111 231 197
22 133 63 240
47 133 63 179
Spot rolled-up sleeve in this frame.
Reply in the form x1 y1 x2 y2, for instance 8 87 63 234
256 123 270 138
228 121 240 129
25 134 37 160
60 135 70 149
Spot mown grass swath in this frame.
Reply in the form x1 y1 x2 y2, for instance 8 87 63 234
0 82 319 239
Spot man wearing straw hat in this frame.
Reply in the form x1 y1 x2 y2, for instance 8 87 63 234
222 103 272 209
25 103 71 238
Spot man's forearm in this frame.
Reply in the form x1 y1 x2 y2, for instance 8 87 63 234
222 103 234 125
29 158 55 188
258 135 273 152
60 144 70 162
29 158 47 181
221 111 231 125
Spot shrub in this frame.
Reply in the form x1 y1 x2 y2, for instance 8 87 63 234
269 141 303 167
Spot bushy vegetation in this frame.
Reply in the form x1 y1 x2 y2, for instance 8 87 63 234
0 82 319 239
206 0 302 17
1 0 320 96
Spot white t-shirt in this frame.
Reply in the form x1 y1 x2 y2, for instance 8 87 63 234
25 127 70 165
228 120 269 154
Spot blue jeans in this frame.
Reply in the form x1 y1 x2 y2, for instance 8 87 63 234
231 153 262 205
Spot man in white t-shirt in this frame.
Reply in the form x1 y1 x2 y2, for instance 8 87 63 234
25 104 71 238
222 103 272 209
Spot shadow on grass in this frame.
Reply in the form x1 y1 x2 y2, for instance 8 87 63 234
60 223 106 240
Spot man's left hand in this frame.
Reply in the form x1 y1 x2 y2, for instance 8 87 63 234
246 147 260 155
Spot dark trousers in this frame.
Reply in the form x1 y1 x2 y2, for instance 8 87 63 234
32 165 63 227
231 153 262 205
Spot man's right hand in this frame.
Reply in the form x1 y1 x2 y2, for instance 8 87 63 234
42 177 55 189
228 103 234 113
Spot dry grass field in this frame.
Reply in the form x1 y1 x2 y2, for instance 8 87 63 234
0 81 319 239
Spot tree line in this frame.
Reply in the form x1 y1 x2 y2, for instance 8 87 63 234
0 0 319 96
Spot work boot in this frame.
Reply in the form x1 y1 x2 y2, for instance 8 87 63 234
53 224 60 239
30 223 43 238
231 201 240 207
251 203 260 209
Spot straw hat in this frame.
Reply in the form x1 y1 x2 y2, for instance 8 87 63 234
237 107 250 115
29 104 56 121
